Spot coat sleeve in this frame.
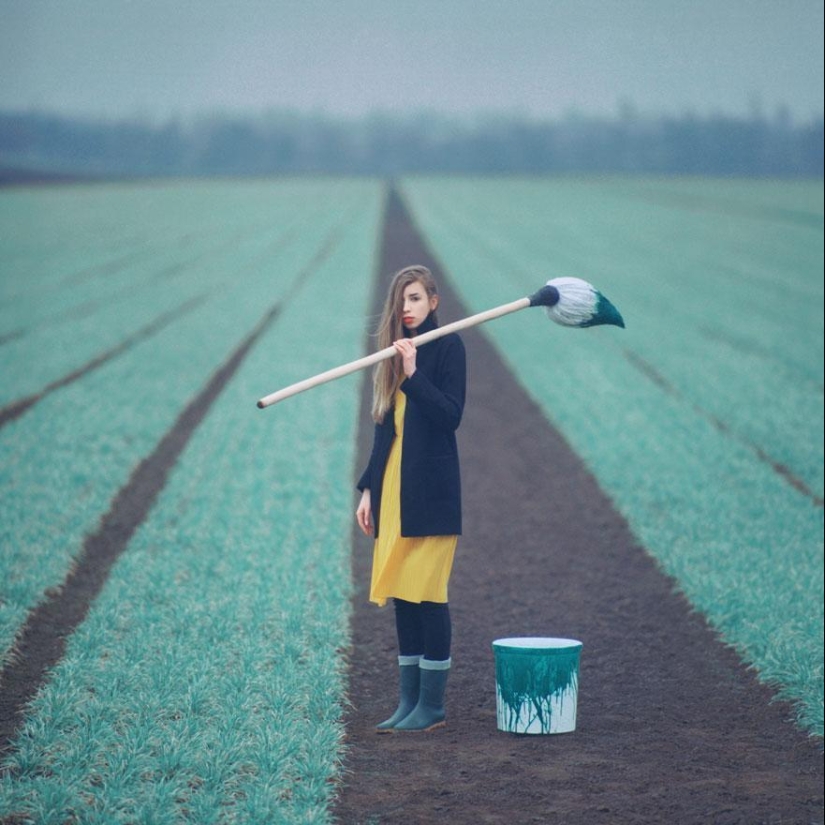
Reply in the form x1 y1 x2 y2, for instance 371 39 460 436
357 422 380 491
401 334 466 432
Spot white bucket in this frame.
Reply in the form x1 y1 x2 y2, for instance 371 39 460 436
492 637 582 734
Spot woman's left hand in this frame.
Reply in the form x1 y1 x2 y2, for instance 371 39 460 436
393 339 417 377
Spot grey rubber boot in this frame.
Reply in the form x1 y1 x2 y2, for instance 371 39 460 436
376 655 421 732
393 658 450 731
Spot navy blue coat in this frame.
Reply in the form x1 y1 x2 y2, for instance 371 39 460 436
357 315 466 538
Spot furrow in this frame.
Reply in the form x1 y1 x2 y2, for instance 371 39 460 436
0 294 207 429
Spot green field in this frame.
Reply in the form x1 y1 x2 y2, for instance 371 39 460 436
1 179 384 823
403 176 824 735
1 176 822 823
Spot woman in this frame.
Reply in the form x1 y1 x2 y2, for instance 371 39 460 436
356 265 466 732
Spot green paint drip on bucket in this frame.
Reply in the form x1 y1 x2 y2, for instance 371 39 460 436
492 637 582 734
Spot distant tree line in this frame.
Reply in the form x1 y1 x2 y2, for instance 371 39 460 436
0 107 822 181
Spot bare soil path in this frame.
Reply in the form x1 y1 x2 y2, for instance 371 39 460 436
334 189 824 825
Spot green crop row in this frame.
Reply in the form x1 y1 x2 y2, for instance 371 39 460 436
1 179 383 823
401 176 824 736
0 181 349 406
0 179 379 666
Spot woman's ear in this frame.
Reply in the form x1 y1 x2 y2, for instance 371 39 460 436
429 294 440 312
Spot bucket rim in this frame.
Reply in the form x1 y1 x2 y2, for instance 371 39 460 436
492 636 582 651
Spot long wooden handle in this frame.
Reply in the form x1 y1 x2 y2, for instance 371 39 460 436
257 296 529 408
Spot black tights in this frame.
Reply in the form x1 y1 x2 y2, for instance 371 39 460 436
393 598 451 661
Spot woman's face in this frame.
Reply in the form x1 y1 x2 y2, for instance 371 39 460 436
400 280 438 332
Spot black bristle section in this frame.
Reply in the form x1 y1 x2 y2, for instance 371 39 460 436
528 284 560 308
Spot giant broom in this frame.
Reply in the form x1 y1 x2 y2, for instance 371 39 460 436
257 277 624 409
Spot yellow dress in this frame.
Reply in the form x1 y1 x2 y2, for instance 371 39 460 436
369 390 458 607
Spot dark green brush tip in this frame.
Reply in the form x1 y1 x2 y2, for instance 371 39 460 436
586 293 625 328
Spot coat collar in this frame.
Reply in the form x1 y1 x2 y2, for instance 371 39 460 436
404 312 438 338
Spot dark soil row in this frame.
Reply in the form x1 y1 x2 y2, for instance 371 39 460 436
0 301 284 758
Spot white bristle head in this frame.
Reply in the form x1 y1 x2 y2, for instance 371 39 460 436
544 277 599 327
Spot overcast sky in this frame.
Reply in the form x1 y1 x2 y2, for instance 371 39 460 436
2 0 823 122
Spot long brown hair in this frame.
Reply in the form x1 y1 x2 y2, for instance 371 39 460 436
371 265 439 422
